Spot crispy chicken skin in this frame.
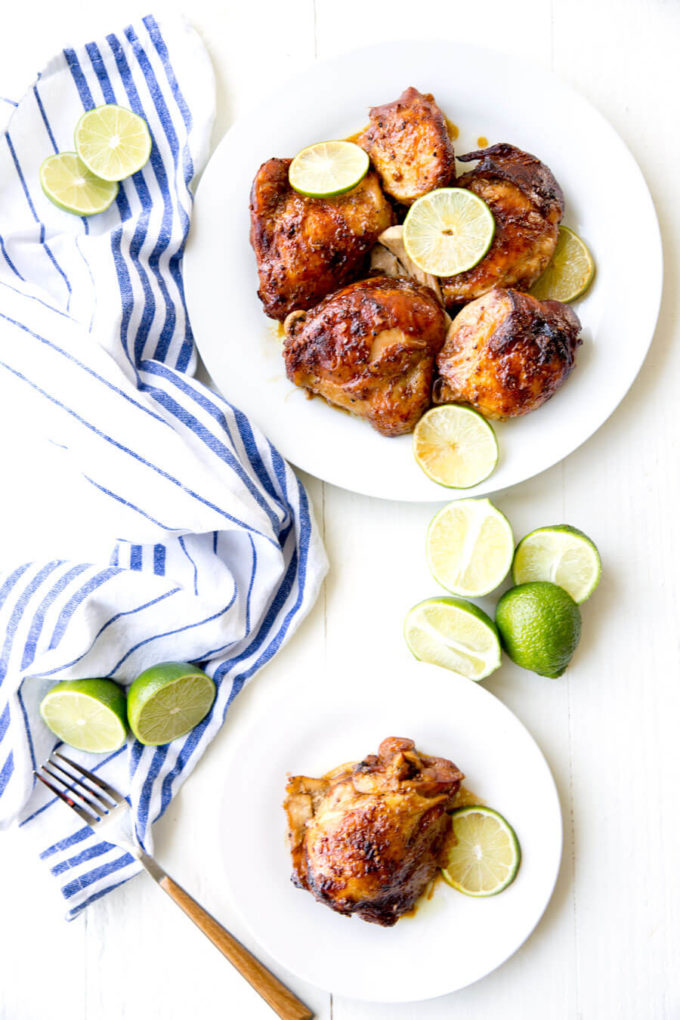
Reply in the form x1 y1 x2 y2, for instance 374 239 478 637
249 158 394 320
357 87 456 205
435 287 582 419
440 143 564 308
283 276 448 436
284 737 464 926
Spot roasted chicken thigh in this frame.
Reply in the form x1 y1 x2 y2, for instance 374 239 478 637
357 87 456 205
283 275 448 436
435 287 582 419
249 158 393 320
440 143 564 308
284 737 464 926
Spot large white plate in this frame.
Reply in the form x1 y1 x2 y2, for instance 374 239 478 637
185 41 662 502
218 664 562 1002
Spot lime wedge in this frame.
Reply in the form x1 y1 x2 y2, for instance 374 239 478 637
403 188 495 276
75 105 152 182
530 226 595 302
40 153 118 216
289 141 369 197
441 806 521 896
413 405 498 488
40 678 127 753
127 662 216 746
404 596 501 681
427 498 513 597
512 525 601 604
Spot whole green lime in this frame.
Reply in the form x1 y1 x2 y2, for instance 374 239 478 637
495 581 581 678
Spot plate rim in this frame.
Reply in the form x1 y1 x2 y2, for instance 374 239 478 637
185 39 663 502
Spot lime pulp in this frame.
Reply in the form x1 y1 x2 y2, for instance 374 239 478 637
39 678 127 753
127 662 216 746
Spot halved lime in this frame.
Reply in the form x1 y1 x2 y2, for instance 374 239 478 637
404 596 501 681
289 141 369 197
75 105 152 182
127 662 216 746
40 153 118 216
413 405 498 488
530 226 595 302
441 806 521 896
40 678 127 753
427 498 514 597
403 188 495 277
495 581 581 678
512 525 601 604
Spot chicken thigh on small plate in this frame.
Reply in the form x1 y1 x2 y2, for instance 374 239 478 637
283 275 448 436
440 143 564 308
284 737 464 927
435 287 582 419
250 158 394 320
357 87 456 205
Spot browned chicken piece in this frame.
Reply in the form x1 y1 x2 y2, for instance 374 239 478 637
435 287 582 419
440 143 564 309
250 158 394 320
357 87 456 205
283 275 448 436
284 737 464 926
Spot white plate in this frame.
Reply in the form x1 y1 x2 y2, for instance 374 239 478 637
218 664 562 1002
185 41 662 501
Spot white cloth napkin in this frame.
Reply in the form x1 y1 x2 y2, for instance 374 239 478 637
0 14 326 917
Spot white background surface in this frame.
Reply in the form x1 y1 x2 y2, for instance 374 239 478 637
0 2 678 1019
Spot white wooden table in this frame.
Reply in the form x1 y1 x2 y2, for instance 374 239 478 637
1 1 679 1017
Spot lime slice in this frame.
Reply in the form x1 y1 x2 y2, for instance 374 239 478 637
289 141 370 197
512 525 601 604
413 405 498 488
40 679 127 753
74 105 152 182
404 596 501 681
441 806 521 896
403 188 495 276
530 226 595 302
40 153 118 216
127 662 216 746
495 581 581 678
427 498 513 597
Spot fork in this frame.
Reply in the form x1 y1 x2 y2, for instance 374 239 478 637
35 751 313 1020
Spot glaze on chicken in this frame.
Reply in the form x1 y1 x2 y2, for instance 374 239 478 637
440 143 564 309
284 737 464 926
435 287 582 419
249 158 393 320
357 87 456 205
283 275 448 436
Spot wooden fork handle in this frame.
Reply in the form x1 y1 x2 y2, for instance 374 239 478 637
157 873 313 1020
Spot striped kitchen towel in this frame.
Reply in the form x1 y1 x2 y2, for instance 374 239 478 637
0 15 327 917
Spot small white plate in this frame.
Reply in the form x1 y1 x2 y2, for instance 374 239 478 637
185 40 662 502
218 664 562 1002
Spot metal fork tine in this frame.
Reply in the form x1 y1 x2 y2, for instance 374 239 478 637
54 751 126 805
41 763 106 819
44 760 111 816
34 770 98 827
51 753 119 808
